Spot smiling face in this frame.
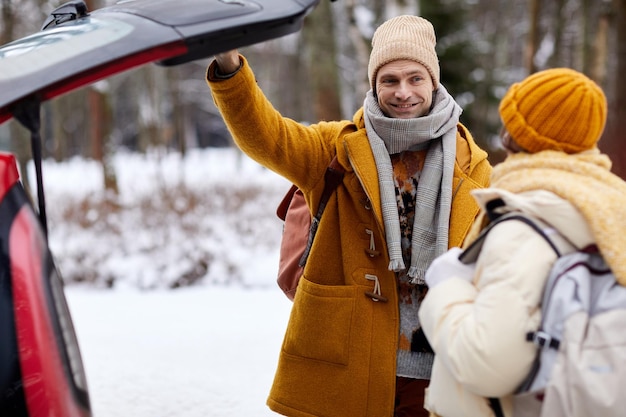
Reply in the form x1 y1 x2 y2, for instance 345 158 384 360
375 60 435 119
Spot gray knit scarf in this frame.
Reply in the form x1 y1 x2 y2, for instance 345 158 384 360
363 85 461 284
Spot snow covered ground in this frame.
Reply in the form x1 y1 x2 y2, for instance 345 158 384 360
65 286 292 417
38 147 295 416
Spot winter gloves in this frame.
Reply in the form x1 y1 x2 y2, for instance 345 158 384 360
425 247 475 288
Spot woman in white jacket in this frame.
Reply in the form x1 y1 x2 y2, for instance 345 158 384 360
418 68 626 417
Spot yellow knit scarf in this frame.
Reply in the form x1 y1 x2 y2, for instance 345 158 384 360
466 149 626 285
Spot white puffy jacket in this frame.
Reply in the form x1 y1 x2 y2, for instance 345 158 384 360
418 188 594 417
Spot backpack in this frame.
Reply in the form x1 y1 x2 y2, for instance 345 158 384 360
460 202 626 417
275 156 345 300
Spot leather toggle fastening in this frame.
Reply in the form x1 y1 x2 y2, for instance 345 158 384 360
364 229 380 257
365 274 388 302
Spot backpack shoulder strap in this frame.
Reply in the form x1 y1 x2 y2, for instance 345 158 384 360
314 156 345 221
299 156 345 267
276 157 345 221
459 199 562 264
276 184 299 221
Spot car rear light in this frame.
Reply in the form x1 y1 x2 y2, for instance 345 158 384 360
0 152 91 416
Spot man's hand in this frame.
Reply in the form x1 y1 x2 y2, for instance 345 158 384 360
214 50 240 74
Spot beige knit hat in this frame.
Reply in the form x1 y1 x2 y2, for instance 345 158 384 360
367 15 440 92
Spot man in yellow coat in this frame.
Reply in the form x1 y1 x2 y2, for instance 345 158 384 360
207 15 491 417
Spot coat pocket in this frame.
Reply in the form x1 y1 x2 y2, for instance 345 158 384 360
282 276 356 366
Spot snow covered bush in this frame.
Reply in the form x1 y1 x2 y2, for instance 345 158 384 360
42 148 290 290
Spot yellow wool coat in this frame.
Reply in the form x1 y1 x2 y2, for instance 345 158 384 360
207 57 492 417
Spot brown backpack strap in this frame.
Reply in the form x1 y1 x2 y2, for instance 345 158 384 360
276 184 298 221
298 156 345 267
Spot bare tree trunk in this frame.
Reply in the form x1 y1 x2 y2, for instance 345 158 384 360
601 0 626 179
526 0 541 73
1 0 14 44
372 0 387 24
589 10 610 85
9 123 32 195
89 90 105 162
548 0 567 68
78 0 118 191
581 0 594 75
329 1 365 116
89 88 118 193
303 0 342 121
51 100 67 162
167 67 186 157
137 66 165 152
2 0 34 195
343 0 372 98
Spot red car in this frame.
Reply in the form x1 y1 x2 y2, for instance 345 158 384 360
0 0 321 415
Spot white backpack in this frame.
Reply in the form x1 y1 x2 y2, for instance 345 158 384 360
460 208 626 417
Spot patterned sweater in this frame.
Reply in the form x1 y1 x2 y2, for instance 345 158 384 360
392 150 434 379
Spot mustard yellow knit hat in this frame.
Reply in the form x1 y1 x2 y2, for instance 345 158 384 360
499 68 607 154
367 15 440 92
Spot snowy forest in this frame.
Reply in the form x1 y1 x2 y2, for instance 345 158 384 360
2 0 625 183
0 0 625 289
